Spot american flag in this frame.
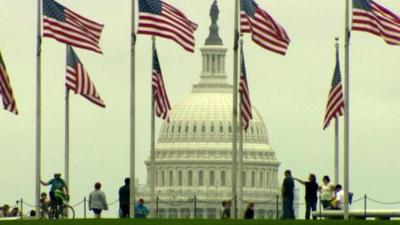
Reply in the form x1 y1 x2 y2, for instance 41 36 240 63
352 0 400 45
323 49 344 130
43 0 104 53
240 0 290 55
152 48 171 120
239 47 252 130
66 46 105 108
0 52 18 115
138 0 198 52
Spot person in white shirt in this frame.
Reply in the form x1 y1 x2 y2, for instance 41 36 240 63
334 185 345 210
89 182 108 218
319 175 335 209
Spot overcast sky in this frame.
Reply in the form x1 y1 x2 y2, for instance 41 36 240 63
1 0 400 218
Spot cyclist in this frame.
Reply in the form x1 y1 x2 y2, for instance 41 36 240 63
40 173 69 209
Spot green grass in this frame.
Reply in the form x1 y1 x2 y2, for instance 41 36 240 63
1 219 400 225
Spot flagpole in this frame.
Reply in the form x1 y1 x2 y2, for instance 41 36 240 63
65 46 70 194
36 0 42 217
238 38 244 218
334 118 339 185
231 0 240 219
130 0 136 218
65 86 70 191
334 38 340 185
150 36 156 218
344 0 351 220
238 99 244 218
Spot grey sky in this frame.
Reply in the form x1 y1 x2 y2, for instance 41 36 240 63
1 0 400 217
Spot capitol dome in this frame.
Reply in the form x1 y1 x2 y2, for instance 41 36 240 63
157 81 276 161
143 1 282 219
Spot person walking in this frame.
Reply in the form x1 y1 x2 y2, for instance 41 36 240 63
319 175 335 209
294 174 319 220
89 182 108 218
119 178 130 218
134 199 149 218
243 203 255 219
281 169 295 219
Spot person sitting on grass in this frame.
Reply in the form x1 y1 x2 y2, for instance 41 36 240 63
10 207 20 217
134 199 149 218
0 204 11 217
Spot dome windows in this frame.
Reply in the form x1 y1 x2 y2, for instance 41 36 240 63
169 170 174 186
178 125 181 133
220 171 226 186
198 170 204 186
178 171 183 186
251 171 256 187
155 171 159 186
242 171 246 187
193 124 197 133
162 171 165 186
210 124 214 133
209 171 215 186
185 125 189 133
202 124 206 133
188 170 193 186
219 125 223 133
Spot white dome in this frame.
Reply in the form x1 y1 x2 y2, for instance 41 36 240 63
159 91 270 145
155 44 278 163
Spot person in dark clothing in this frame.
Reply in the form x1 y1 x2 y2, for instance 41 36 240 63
244 203 255 219
221 200 231 218
281 169 295 219
119 178 130 218
295 174 319 220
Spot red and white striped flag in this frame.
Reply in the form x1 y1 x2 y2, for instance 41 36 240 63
66 46 105 108
323 48 344 129
352 0 400 45
152 48 171 120
43 0 104 53
240 0 290 55
0 52 18 115
138 0 198 52
239 47 252 130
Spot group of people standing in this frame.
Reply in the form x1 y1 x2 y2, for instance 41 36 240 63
281 169 347 220
40 174 148 219
39 172 346 220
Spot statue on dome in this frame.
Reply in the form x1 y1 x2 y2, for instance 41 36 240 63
210 0 219 24
205 0 223 46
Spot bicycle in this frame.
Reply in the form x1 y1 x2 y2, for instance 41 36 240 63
47 195 75 219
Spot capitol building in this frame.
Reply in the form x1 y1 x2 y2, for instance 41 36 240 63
139 1 296 219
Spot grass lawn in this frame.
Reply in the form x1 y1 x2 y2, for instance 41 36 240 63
0 219 399 225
